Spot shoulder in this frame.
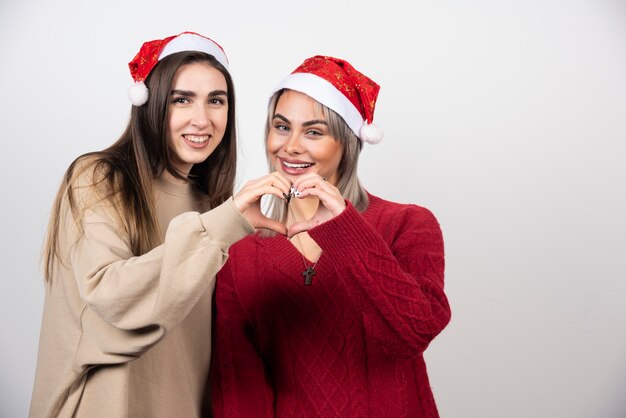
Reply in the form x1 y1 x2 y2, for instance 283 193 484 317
362 193 443 250
363 195 443 254
365 193 440 228
67 154 113 187
59 154 125 224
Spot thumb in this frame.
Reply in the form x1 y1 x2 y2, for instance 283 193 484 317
287 219 317 239
256 218 288 236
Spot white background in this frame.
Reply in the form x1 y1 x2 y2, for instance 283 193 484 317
1 1 625 417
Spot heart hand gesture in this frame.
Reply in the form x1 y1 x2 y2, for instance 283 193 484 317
233 172 291 235
287 174 346 238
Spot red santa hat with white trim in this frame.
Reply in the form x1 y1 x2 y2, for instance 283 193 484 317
273 55 383 144
127 31 229 106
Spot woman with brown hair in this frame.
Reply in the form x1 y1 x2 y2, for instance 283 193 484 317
30 32 286 418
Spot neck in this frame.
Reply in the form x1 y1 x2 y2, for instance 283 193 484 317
287 196 319 227
162 169 189 185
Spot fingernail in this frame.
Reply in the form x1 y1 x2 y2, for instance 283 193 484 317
290 185 301 198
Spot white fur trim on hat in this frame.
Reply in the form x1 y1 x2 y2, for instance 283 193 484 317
359 123 384 144
128 81 149 106
159 33 229 70
274 72 365 139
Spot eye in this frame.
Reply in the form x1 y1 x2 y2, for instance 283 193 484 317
305 125 327 138
209 96 227 106
171 96 190 104
273 123 290 133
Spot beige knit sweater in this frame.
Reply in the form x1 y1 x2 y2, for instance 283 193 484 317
30 172 254 418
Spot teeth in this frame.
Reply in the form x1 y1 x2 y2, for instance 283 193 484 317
283 161 312 168
186 135 209 143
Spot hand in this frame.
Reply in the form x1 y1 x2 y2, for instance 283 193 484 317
287 174 346 238
233 172 290 235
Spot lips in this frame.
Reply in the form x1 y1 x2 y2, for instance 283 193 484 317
283 161 312 169
183 134 210 148
279 158 314 175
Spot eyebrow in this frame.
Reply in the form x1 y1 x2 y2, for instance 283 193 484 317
170 89 228 97
273 113 328 127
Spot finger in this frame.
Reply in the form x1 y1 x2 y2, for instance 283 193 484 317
295 184 340 202
234 183 288 212
259 185 289 202
256 218 288 236
292 173 326 191
288 216 329 237
243 175 290 199
295 181 335 198
267 172 292 194
296 187 346 216
287 219 316 238
245 173 290 193
294 178 338 199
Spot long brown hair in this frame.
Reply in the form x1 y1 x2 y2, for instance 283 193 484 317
42 51 238 281
263 89 368 231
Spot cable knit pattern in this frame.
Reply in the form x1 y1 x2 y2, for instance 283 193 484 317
211 194 451 417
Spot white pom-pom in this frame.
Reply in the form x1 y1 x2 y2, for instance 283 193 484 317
359 123 384 144
128 81 149 106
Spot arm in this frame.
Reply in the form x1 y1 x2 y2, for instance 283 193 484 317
63 174 254 366
308 201 451 358
210 245 274 418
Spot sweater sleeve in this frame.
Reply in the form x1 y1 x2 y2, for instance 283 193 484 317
65 178 254 367
210 244 274 418
308 200 451 359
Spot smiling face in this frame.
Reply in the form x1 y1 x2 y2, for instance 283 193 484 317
166 61 229 175
267 90 343 185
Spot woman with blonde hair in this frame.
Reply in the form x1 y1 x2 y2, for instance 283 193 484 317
210 55 451 417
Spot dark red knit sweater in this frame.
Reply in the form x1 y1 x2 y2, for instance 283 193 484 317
210 194 451 417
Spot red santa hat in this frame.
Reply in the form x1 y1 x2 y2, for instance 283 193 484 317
273 55 383 144
127 31 229 106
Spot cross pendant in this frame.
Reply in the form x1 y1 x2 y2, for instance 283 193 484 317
302 266 317 286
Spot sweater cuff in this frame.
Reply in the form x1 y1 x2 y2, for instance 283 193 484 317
199 197 255 247
308 201 382 256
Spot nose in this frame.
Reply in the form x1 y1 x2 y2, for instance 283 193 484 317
191 104 210 129
283 130 303 154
